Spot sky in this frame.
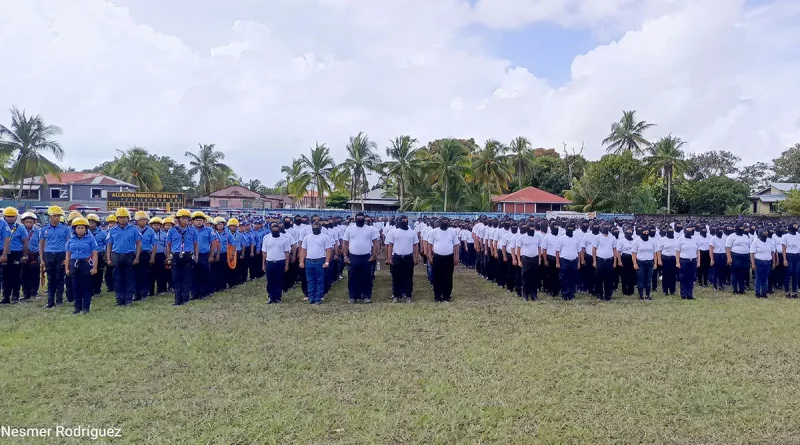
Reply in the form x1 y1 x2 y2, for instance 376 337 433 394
1 0 799 185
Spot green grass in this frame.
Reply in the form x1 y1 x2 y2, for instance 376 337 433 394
2 266 800 444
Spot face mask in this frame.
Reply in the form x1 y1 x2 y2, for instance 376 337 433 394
601 228 609 235
399 221 409 230
271 230 281 238
675 225 683 232
777 230 784 237
735 227 744 235
356 218 365 227
284 222 292 229
511 227 518 234
625 232 633 240
551 227 559 235
700 230 707 237
520 227 528 235
527 229 535 237
790 226 798 235
684 230 693 238
566 229 574 237
440 223 449 230
312 227 322 235
492 222 499 228
666 230 674 239
591 227 600 235
612 230 619 239
581 225 589 232
759 233 768 242
716 230 723 238
641 233 650 241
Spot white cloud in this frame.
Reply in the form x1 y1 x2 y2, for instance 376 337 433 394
0 0 798 185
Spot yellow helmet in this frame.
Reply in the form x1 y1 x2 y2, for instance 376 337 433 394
134 210 149 221
3 207 19 217
67 211 81 222
227 217 239 227
86 213 100 222
162 216 175 225
20 212 37 221
71 217 89 227
115 207 131 218
106 214 117 223
175 209 191 218
47 205 65 216
191 211 205 220
149 216 163 225
213 216 226 225
59 216 65 223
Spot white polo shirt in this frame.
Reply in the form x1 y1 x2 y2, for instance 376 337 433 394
658 237 677 256
632 237 657 261
301 233 333 260
428 227 460 256
518 233 541 258
709 235 726 255
555 235 580 261
343 225 379 255
386 227 418 256
262 235 291 261
750 238 773 261
725 233 751 255
616 237 634 255
542 233 559 256
675 236 699 260
782 233 800 254
592 234 616 259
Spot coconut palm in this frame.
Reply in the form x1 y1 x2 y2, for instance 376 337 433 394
0 106 64 199
507 136 532 190
563 176 612 212
425 138 471 211
108 147 163 191
342 132 381 210
275 159 308 206
645 135 690 214
602 110 656 156
384 135 420 209
472 139 511 194
186 143 231 197
300 143 335 209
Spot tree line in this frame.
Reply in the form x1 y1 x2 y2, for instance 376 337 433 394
2 106 800 214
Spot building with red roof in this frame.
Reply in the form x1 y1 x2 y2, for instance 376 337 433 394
491 186 572 214
0 172 137 206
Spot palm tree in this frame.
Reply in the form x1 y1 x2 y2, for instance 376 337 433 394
300 143 335 209
108 147 163 191
602 110 656 156
329 165 352 194
425 139 470 211
563 176 612 212
645 135 690 214
0 106 64 199
342 132 381 211
507 136 532 190
384 135 419 209
275 159 307 207
186 143 231 197
472 139 511 194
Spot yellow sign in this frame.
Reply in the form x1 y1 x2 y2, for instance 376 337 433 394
107 192 186 212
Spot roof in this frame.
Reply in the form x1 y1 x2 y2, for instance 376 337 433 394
348 188 398 205
771 182 800 192
209 185 263 199
749 194 786 203
12 173 137 188
491 187 572 204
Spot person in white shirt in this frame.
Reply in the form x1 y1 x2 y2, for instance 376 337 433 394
751 227 776 298
592 224 617 301
299 221 333 305
675 226 700 300
541 223 561 297
657 226 678 296
615 225 636 296
709 226 728 291
580 225 599 294
726 223 751 295
426 217 460 302
516 222 541 301
696 226 711 287
555 222 581 301
781 222 800 298
385 215 419 303
343 212 380 304
632 226 658 300
262 223 291 304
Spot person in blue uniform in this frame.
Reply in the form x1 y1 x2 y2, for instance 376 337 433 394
133 211 156 301
64 217 99 314
161 217 175 292
212 217 233 292
241 220 254 282
251 218 266 279
0 214 9 294
86 214 106 296
166 209 198 306
192 211 214 300
1 207 28 304
105 208 142 306
19 212 40 300
39 206 71 308
230 220 247 286
150 217 168 295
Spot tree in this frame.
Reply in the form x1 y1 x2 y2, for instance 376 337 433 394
779 189 800 215
685 150 740 180
472 139 511 194
342 132 381 211
425 138 470 211
645 135 690 214
589 152 647 212
507 136 532 190
384 135 419 209
108 147 163 191
275 159 307 206
300 143 335 209
563 175 612 212
529 156 570 196
773 143 800 182
0 106 64 199
154 156 195 195
674 176 750 215
632 185 661 214
186 143 232 197
602 110 656 156
737 162 775 193
325 190 349 209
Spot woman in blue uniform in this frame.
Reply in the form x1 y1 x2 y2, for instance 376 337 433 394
20 212 40 300
1 207 28 304
65 217 99 314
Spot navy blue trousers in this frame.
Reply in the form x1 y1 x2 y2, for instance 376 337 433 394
347 254 373 300
112 252 136 305
70 259 93 312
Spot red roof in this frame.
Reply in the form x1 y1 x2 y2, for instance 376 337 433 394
491 186 571 204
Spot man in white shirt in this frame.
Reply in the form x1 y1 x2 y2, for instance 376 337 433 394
426 217 460 302
592 224 617 301
516 222 541 301
262 222 291 304
299 221 332 305
386 215 419 303
675 226 700 300
343 212 380 304
541 223 561 297
782 222 800 298
709 226 727 291
555 222 581 301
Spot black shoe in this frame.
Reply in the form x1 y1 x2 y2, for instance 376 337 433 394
0 298 10 304
44 304 55 309
793 293 798 299
73 309 81 315
687 296 695 300
56 302 63 307
645 296 652 300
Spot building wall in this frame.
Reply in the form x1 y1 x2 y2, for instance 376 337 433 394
496 202 564 214
30 184 134 204
753 200 774 215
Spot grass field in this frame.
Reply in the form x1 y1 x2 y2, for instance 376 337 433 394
2 264 800 444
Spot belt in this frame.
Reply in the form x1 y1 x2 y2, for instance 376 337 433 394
267 259 284 263
393 254 413 258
